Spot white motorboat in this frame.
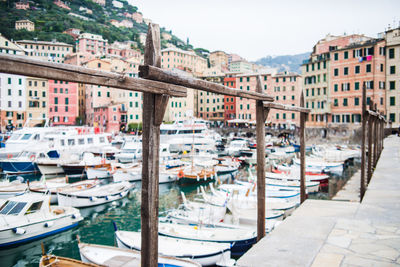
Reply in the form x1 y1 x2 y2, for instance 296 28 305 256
0 180 27 199
312 145 360 162
29 179 99 204
78 242 201 267
265 178 320 193
114 141 142 163
265 171 330 184
112 163 179 183
85 164 112 179
0 193 82 248
57 182 134 208
226 139 248 156
158 222 257 257
115 230 234 266
293 157 344 175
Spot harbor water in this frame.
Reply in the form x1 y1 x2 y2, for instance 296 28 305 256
0 161 360 267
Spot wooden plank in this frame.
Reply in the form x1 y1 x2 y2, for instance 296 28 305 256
141 23 163 267
139 65 274 101
154 94 169 125
0 54 187 97
263 102 311 113
360 83 367 201
300 91 306 203
256 75 267 241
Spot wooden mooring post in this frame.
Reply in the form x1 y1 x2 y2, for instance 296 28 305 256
263 93 310 204
256 76 268 241
367 101 374 185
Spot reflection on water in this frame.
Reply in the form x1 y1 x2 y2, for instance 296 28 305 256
0 162 359 266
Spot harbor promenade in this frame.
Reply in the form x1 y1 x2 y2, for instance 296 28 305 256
237 135 400 266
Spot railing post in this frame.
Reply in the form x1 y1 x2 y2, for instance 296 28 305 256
367 102 373 185
256 76 268 241
373 105 378 168
300 92 306 203
140 23 168 267
360 82 366 201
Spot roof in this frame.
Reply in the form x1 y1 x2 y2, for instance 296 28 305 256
16 40 73 47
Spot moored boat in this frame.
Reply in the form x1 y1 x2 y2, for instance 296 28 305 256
78 242 201 267
0 194 82 248
39 254 100 267
115 230 234 266
57 182 134 208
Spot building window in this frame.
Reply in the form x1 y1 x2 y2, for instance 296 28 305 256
390 113 395 123
334 53 338 60
98 91 101 97
65 98 69 105
334 84 338 92
355 65 360 74
276 113 279 119
246 77 250 82
355 82 360 90
366 64 371 73
390 81 396 90
390 96 395 106
354 97 359 106
7 77 11 84
334 99 338 106
344 51 348 59
389 48 395 59
334 68 338 76
344 67 348 75
55 97 58 104
343 98 348 106
390 65 396 74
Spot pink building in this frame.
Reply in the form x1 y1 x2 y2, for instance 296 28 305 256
269 72 302 127
93 103 126 133
329 39 386 125
132 12 143 24
48 80 78 125
63 28 81 40
15 1 29 10
77 33 108 55
53 0 71 10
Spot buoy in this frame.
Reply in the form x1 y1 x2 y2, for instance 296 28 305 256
178 170 184 179
29 154 36 162
44 221 54 228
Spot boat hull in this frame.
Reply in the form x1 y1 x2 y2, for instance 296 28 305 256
0 161 39 174
37 163 64 175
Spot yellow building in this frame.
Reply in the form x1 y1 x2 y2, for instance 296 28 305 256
197 76 225 123
26 77 48 125
15 20 35 32
161 47 207 77
386 27 400 127
209 50 228 68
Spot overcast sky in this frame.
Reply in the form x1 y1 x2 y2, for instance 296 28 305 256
130 0 400 61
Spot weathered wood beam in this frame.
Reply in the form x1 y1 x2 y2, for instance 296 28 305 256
373 105 378 168
263 102 311 113
367 103 373 184
141 23 166 267
366 109 379 117
256 75 267 241
360 83 367 201
139 65 274 101
299 91 306 203
0 54 187 97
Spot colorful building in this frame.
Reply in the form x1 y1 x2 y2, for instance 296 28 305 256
229 60 252 73
197 76 225 123
161 47 207 77
385 27 400 127
16 39 73 63
93 103 125 133
26 77 48 125
15 20 34 32
223 74 237 121
209 50 228 68
48 80 78 125
329 39 386 126
0 74 26 130
77 33 108 56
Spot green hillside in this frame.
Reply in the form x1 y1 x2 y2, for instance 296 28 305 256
0 0 191 53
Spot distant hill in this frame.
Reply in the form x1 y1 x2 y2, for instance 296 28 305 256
254 52 311 74
0 0 190 53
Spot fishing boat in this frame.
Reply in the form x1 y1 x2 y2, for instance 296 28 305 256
115 230 234 266
177 165 216 185
112 163 179 184
158 222 257 257
78 242 201 267
265 171 330 184
85 164 112 179
61 152 110 176
265 178 320 193
226 139 248 156
0 194 82 248
57 182 134 208
39 254 100 267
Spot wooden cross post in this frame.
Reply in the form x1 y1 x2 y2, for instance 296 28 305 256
367 102 373 184
300 91 306 203
140 24 169 267
256 76 268 241
360 82 366 201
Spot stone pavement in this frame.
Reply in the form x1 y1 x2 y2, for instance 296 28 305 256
332 169 361 202
237 135 400 267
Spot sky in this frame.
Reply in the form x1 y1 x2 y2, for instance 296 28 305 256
130 0 400 61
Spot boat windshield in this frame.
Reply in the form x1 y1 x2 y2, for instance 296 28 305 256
8 134 22 141
21 134 33 140
25 201 43 214
0 201 27 215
